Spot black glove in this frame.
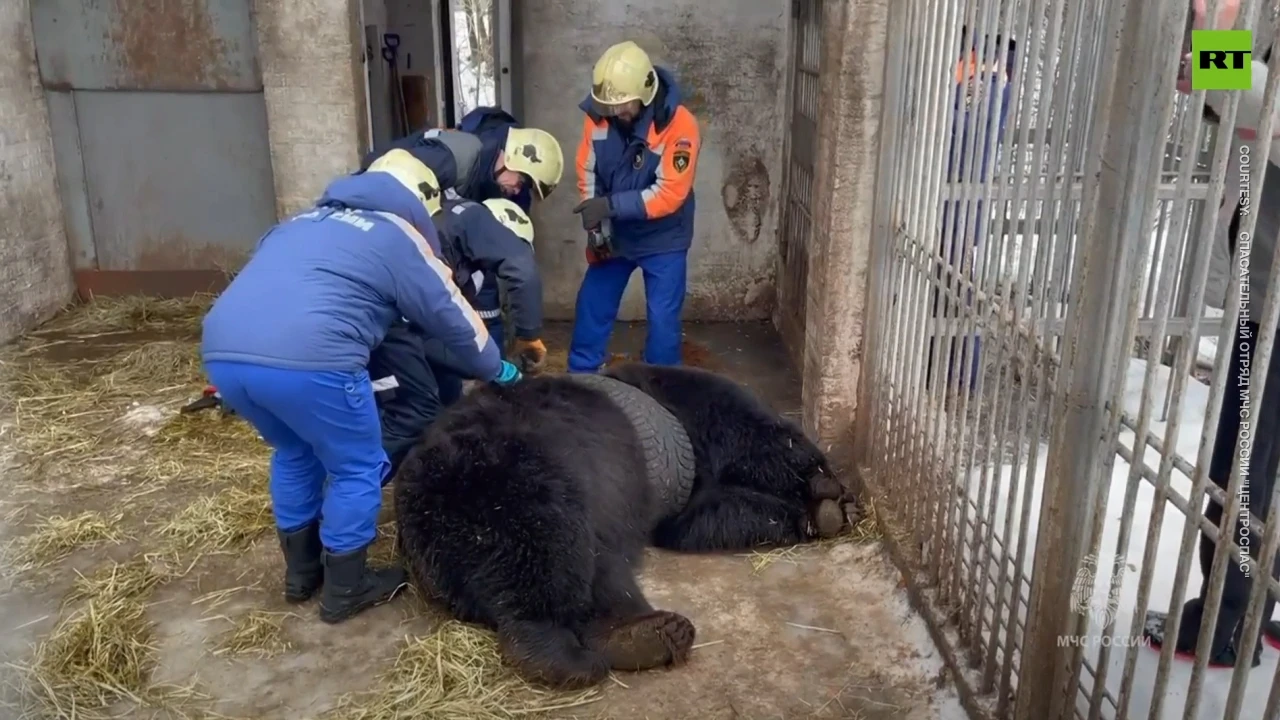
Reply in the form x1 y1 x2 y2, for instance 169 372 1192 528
572 196 612 231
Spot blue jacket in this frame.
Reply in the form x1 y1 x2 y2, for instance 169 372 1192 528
455 107 533 318
576 66 700 259
458 107 533 212
360 128 503 202
201 172 503 380
434 198 543 339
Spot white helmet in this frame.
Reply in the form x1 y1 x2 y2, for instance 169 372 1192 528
366 149 443 216
502 128 564 201
483 198 535 247
590 41 659 115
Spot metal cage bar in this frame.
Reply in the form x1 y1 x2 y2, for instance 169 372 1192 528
852 0 1280 716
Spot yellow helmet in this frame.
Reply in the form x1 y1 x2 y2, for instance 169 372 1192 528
366 149 443 216
502 128 564 201
590 41 659 115
483 198 535 247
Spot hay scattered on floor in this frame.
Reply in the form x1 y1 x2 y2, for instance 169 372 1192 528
11 593 210 720
4 510 129 572
367 521 400 568
192 583 262 613
742 499 882 575
101 341 204 390
0 360 133 474
1 295 214 480
845 497 882 543
11 549 201 717
65 556 177 605
35 294 214 336
158 480 273 553
142 410 273 554
142 411 268 486
13 548 219 719
18 594 157 716
209 610 296 659
327 621 602 720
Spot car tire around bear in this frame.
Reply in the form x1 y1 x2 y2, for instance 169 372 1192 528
564 373 697 523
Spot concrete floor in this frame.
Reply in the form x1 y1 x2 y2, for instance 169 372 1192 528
0 320 967 719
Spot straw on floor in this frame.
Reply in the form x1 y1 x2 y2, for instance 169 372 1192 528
1 297 261 718
5 296 861 720
3 511 129 573
9 555 204 720
741 497 882 574
0 295 215 483
208 610 297 659
327 621 602 720
3 296 613 720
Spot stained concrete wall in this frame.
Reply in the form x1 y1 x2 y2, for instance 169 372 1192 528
0 0 74 343
255 0 369 218
519 0 789 322
801 0 886 444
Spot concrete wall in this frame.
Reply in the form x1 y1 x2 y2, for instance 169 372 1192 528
255 0 368 217
519 0 789 322
801 0 885 444
0 0 74 343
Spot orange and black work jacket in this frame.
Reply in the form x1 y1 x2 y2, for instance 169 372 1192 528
575 66 700 259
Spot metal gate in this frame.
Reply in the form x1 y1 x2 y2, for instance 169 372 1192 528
30 0 278 297
776 0 822 352
857 0 1280 717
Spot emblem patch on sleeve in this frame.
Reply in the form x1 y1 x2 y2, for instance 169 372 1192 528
673 150 691 173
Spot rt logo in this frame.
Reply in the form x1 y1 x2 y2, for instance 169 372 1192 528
1191 30 1252 91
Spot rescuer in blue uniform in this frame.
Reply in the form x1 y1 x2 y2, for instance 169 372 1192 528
360 117 558 439
567 41 701 372
200 150 523 624
370 195 542 478
455 106 537 361
360 121 562 211
363 115 557 369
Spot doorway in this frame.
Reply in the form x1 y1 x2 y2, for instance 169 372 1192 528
361 0 512 152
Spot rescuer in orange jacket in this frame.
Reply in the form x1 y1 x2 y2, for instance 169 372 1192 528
567 41 700 372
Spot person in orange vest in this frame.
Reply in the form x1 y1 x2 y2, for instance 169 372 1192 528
567 41 700 372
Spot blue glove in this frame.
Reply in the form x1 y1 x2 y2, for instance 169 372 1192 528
493 360 522 387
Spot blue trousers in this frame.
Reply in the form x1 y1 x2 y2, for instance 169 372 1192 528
568 249 688 373
203 361 389 554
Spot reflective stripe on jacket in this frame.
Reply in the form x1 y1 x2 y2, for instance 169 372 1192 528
575 66 700 259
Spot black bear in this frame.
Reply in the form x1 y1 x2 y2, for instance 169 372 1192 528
394 374 697 689
394 364 850 689
603 363 849 551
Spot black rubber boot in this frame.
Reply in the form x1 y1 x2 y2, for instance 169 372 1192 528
318 545 408 624
278 523 323 603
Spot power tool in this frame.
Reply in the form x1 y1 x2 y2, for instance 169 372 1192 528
181 385 235 417
586 226 613 261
